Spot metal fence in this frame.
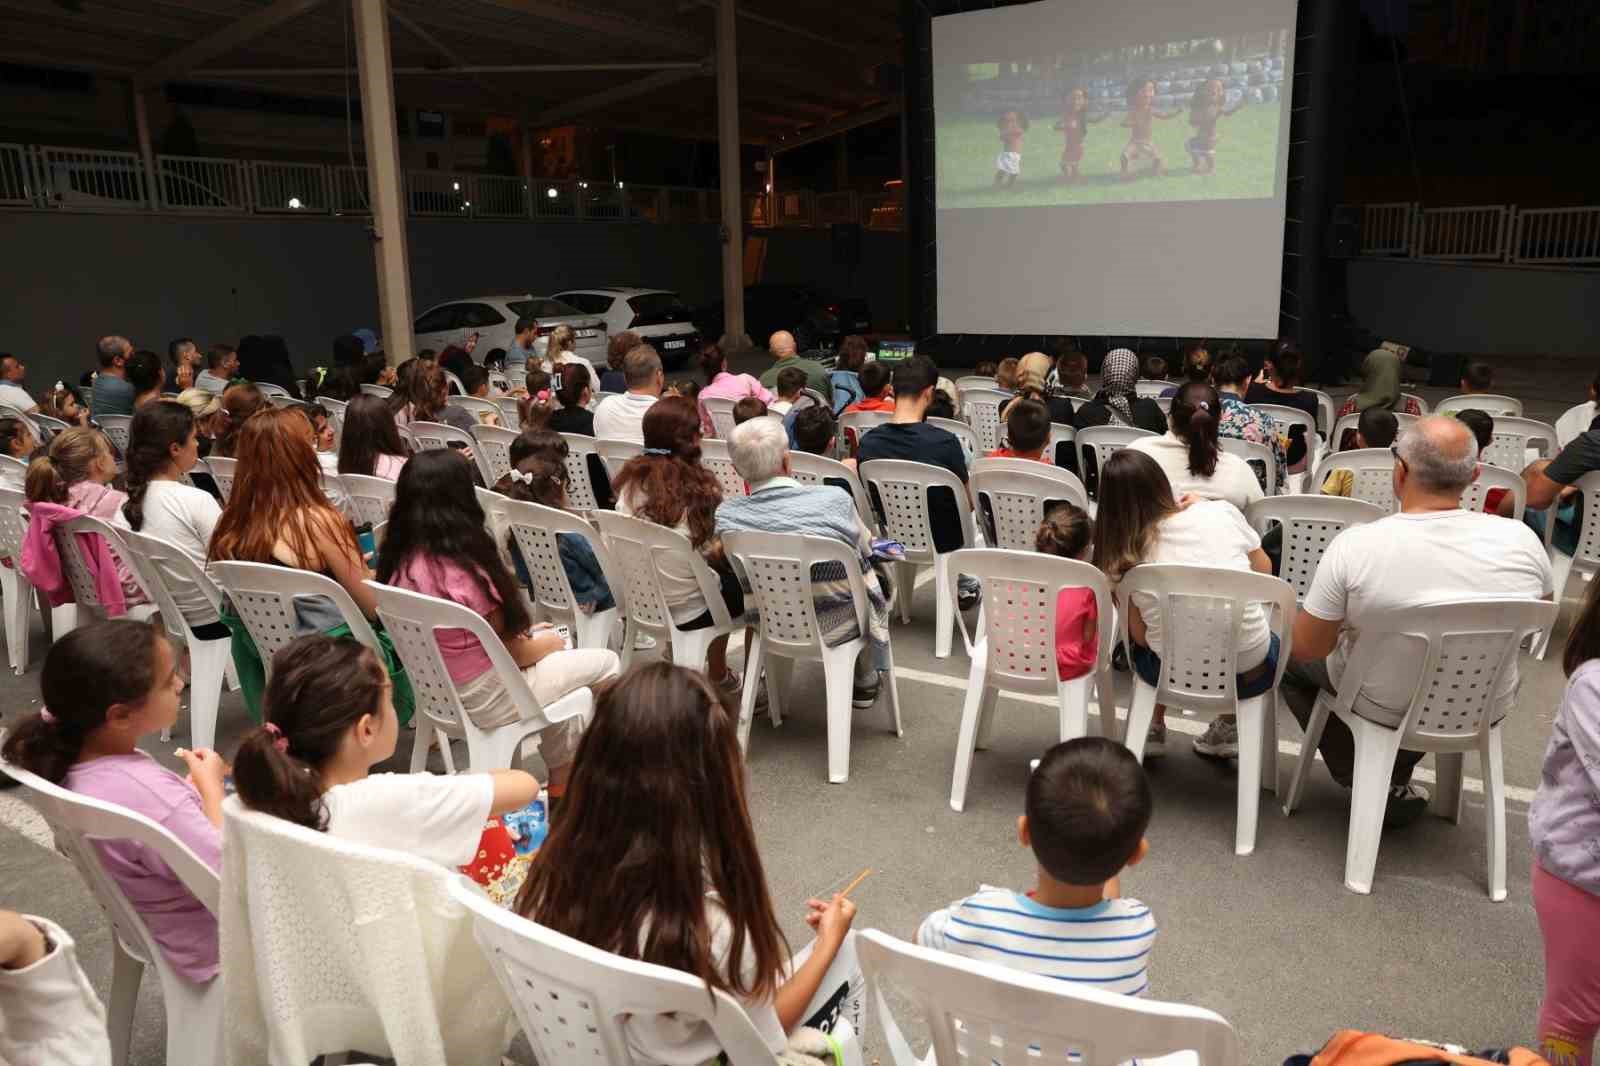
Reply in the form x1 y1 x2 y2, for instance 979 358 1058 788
1347 201 1599 266
0 143 32 206
156 154 249 213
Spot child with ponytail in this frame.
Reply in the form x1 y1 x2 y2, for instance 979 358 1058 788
24 426 147 605
1 620 225 983
493 450 616 617
1126 381 1263 513
519 368 555 430
122 400 219 566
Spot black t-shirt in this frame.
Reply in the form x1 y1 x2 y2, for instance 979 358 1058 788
856 421 969 552
1545 430 1600 486
548 405 595 436
1072 397 1168 435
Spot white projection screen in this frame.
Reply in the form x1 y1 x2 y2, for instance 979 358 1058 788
932 0 1298 338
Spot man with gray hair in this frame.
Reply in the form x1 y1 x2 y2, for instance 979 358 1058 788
592 343 664 443
91 335 135 418
716 415 892 709
1285 415 1551 824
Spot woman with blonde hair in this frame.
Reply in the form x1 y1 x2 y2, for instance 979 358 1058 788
542 323 602 397
173 388 226 456
1003 351 1075 424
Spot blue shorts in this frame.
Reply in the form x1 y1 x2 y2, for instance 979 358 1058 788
1130 632 1281 700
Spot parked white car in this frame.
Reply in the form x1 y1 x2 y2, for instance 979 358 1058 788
412 294 607 368
552 287 702 368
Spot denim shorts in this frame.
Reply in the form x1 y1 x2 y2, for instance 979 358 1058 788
1130 632 1281 699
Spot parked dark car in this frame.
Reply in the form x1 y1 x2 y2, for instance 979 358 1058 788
695 284 872 353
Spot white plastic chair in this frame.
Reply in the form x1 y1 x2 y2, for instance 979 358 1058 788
442 368 467 396
1283 598 1556 898
1135 380 1176 399
254 381 291 399
1303 387 1336 437
1459 463 1526 520
927 415 980 465
789 451 878 532
1 760 223 1066
220 796 511 1066
1075 424 1157 499
0 453 26 490
1331 410 1419 450
945 549 1116 812
1401 391 1430 414
267 395 301 411
858 928 1241 1066
1483 415 1558 472
699 437 748 499
1244 495 1384 604
970 457 1089 550
596 437 644 481
494 395 523 428
97 413 132 455
723 530 902 784
595 511 739 673
1250 401 1325 475
839 409 892 454
953 375 996 391
489 495 623 651
358 383 392 399
955 386 1012 453
1046 421 1077 471
702 394 739 438
469 422 519 483
558 432 607 512
1219 436 1279 496
1556 401 1595 447
857 457 976 660
406 419 496 480
448 875 835 1066
117 529 239 750
1119 564 1296 856
208 560 381 684
0 486 43 674
202 455 236 503
368 581 595 773
447 395 501 423
1535 470 1600 660
34 412 72 438
52 515 160 632
1312 448 1397 513
1435 393 1523 417
339 472 396 529
487 369 510 394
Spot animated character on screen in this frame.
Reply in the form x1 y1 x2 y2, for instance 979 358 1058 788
1053 87 1105 182
994 110 1028 187
1186 78 1244 174
1119 77 1179 180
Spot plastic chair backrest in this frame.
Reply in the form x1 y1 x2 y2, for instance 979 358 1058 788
1559 471 1600 571
927 416 979 465
1556 401 1595 448
949 548 1113 691
33 413 71 438
487 370 510 394
857 458 975 562
1244 495 1384 602
340 472 396 529
118 527 226 632
558 433 604 511
1250 402 1318 446
1401 391 1429 414
594 511 730 636
359 383 392 398
1219 435 1278 495
1483 415 1558 471
56 514 147 617
970 457 1089 550
1118 563 1296 714
839 410 892 454
858 928 1241 1066
1311 448 1397 513
0 453 26 491
596 437 644 481
788 451 877 532
953 376 995 391
498 497 625 618
267 395 301 411
1135 380 1175 399
1435 394 1523 417
698 437 748 499
446 876 781 1066
1333 599 1556 744
1075 425 1157 498
1 759 219 982
722 530 871 654
1459 463 1526 520
406 419 475 454
494 395 523 429
1045 422 1077 471
202 455 237 502
443 369 466 396
1331 411 1419 450
254 382 290 398
208 561 379 680
956 387 1012 453
98 413 132 453
0 486 25 558
702 395 738 439
470 423 520 484
1302 388 1336 437
448 396 501 423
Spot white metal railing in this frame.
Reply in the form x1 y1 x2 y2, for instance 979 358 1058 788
580 183 625 221
1512 206 1600 265
534 180 578 220
472 174 526 219
1413 204 1511 261
0 143 32 205
35 145 148 209
408 170 468 217
156 154 249 212
1359 202 1414 255
250 160 331 214
333 165 369 214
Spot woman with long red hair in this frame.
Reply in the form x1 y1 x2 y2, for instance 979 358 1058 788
210 407 414 721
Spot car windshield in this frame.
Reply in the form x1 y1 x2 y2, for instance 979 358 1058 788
508 298 581 318
626 292 688 318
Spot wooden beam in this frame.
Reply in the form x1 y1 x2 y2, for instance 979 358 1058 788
533 63 709 124
136 0 329 86
466 0 703 55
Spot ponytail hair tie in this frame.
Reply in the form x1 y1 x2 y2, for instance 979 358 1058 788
38 707 56 725
643 447 673 456
263 722 289 753
535 390 551 404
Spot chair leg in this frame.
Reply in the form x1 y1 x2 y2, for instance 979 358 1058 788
933 554 956 659
34 584 51 649
409 716 437 773
820 644 857 784
0 567 21 674
107 938 143 1066
185 637 231 751
1262 688 1279 796
51 602 77 640
1535 547 1575 660
1094 669 1121 742
618 618 635 672
973 685 1001 750
1480 728 1508 902
949 656 990 812
737 636 766 752
1234 697 1265 857
766 655 793 728
1123 681 1158 764
1282 697 1330 816
1431 751 1465 824
1058 675 1090 743
880 643 903 737
1343 717 1404 895
894 561 915 624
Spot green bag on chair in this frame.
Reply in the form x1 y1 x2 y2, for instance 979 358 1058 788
220 607 416 725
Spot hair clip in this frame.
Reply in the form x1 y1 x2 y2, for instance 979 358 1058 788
52 381 64 392
536 390 551 403
643 446 673 456
507 468 534 485
39 707 56 725
263 721 289 753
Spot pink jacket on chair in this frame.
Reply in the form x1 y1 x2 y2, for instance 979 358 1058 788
21 501 129 614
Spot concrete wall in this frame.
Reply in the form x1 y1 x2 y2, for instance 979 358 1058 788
1345 257 1600 357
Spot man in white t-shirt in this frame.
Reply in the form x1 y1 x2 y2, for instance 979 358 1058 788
592 344 662 444
0 354 38 413
1286 416 1552 825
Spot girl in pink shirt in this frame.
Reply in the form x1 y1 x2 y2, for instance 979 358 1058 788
24 426 147 604
2 620 226 984
1036 502 1098 682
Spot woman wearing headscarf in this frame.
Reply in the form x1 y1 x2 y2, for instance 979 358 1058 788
1334 347 1423 447
1072 347 1166 433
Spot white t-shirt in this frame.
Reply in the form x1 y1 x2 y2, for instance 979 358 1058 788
1304 509 1553 714
137 479 220 563
622 897 786 1066
1128 499 1271 671
592 392 658 444
541 352 602 398
1127 433 1264 513
0 382 36 412
321 771 494 869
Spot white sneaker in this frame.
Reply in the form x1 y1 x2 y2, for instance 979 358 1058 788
631 631 658 651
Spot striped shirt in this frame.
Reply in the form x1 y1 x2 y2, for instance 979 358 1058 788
917 886 1156 997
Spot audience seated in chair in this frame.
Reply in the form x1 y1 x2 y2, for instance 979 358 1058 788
1159 341 1212 399
1051 348 1093 401
733 396 770 426
1127 383 1263 513
593 344 664 444
91 336 135 419
540 323 602 398
599 330 638 395
716 415 892 709
759 330 832 402
1454 409 1513 515
395 360 475 435
121 402 222 615
514 663 863 1063
1213 354 1287 492
1094 450 1276 760
336 394 410 480
125 350 165 411
1321 408 1398 497
1007 352 1076 425
490 450 617 620
1073 348 1166 434
213 383 268 459
194 343 237 395
1245 345 1321 464
1285 416 1552 825
24 426 147 606
1037 503 1100 684
1459 360 1495 396
2 621 225 988
768 366 806 417
545 364 594 437
0 417 37 486
828 335 869 414
696 340 771 437
988 397 1052 463
844 361 895 415
1507 396 1598 549
378 449 619 792
920 737 1154 996
791 404 849 467
1335 348 1424 447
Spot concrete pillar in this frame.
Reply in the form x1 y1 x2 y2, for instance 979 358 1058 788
130 82 158 210
351 0 415 364
715 0 744 343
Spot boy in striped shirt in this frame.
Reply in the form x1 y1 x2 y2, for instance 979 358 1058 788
917 737 1156 997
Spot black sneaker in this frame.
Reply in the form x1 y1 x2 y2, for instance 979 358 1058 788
957 577 981 612
1382 783 1430 828
852 677 881 708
